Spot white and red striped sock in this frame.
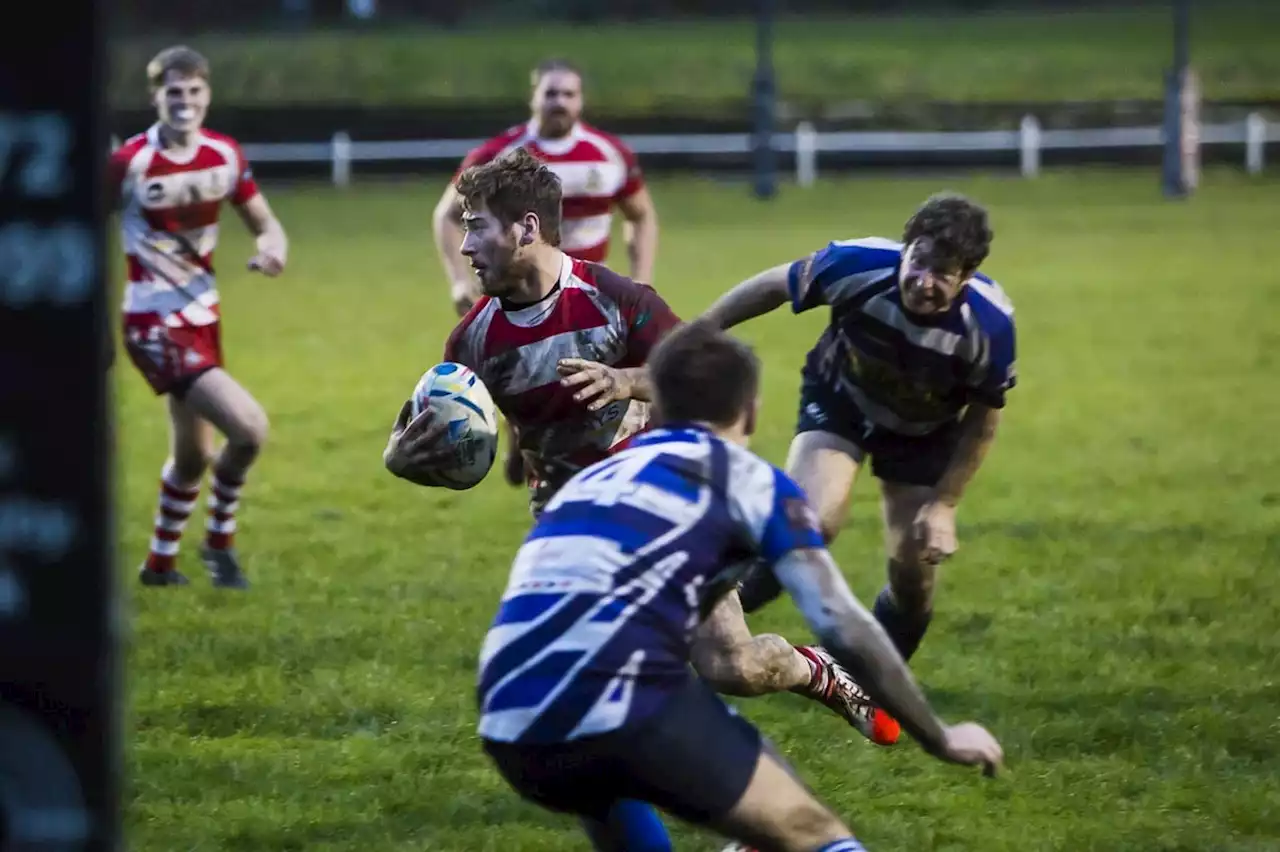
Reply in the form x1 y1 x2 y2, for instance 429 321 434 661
145 463 200 573
204 471 244 551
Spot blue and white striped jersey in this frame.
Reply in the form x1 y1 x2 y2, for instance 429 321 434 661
788 237 1017 436
477 424 825 744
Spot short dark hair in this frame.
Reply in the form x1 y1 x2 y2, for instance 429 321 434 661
455 147 563 246
531 58 582 87
650 321 760 428
901 192 993 274
147 45 209 91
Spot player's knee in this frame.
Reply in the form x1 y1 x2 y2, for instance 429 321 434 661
170 448 210 483
776 798 849 848
229 403 270 455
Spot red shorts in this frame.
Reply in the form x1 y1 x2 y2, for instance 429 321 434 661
122 314 224 396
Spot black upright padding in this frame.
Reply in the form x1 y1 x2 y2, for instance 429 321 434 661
0 2 119 850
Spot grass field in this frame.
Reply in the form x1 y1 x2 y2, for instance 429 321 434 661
111 6 1280 110
117 168 1280 851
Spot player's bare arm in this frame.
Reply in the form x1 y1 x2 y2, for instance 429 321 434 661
700 262 793 330
433 185 480 313
383 400 455 486
914 403 1002 564
773 546 1004 774
618 187 659 285
235 193 287 277
556 359 652 411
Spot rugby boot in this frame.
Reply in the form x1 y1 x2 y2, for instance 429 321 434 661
199 545 249 589
793 646 900 745
837 668 902 746
138 564 189 586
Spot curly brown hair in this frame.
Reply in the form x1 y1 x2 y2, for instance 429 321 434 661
455 148 563 246
902 192 993 274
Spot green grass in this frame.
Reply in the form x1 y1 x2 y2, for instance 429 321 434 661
111 6 1280 111
118 168 1280 850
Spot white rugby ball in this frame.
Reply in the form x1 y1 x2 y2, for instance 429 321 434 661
408 362 498 490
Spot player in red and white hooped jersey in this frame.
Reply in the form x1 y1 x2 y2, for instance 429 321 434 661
420 148 673 513
109 46 288 590
385 150 873 775
432 58 661 488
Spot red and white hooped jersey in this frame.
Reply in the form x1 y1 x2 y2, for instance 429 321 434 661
444 253 680 495
108 125 260 327
455 121 645 263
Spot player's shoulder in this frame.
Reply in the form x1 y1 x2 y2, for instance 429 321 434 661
110 131 152 168
721 439 812 529
198 127 243 148
574 260 665 310
723 439 790 490
575 122 635 159
962 271 1016 334
195 128 248 162
115 131 150 156
817 236 904 269
575 259 637 292
445 298 498 360
473 124 533 162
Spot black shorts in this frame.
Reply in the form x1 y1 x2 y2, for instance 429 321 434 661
483 676 762 826
795 374 961 487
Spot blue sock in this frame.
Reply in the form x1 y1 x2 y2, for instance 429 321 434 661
816 839 868 852
594 799 671 851
872 585 932 661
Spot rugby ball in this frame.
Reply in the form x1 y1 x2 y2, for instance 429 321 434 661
408 362 498 490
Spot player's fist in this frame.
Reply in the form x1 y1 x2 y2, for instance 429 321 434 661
383 400 453 486
247 251 285 277
938 722 1003 777
912 500 958 566
557 359 633 412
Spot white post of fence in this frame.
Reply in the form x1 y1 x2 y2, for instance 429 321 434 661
795 121 818 188
331 131 352 188
1245 112 1266 175
1020 114 1041 178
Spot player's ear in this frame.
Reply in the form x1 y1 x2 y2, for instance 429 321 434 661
519 212 539 246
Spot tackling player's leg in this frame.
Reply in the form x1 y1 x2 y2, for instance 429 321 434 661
180 368 269 589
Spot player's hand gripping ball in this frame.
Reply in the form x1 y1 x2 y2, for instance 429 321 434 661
398 362 498 490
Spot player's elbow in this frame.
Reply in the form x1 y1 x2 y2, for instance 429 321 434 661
966 404 1001 439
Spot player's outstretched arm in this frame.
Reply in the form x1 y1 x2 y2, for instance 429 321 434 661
773 547 1003 774
433 185 479 314
700 262 792 330
913 404 1002 564
236 194 288 277
935 404 1001 507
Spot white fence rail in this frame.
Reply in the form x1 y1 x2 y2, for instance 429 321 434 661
137 113 1274 187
